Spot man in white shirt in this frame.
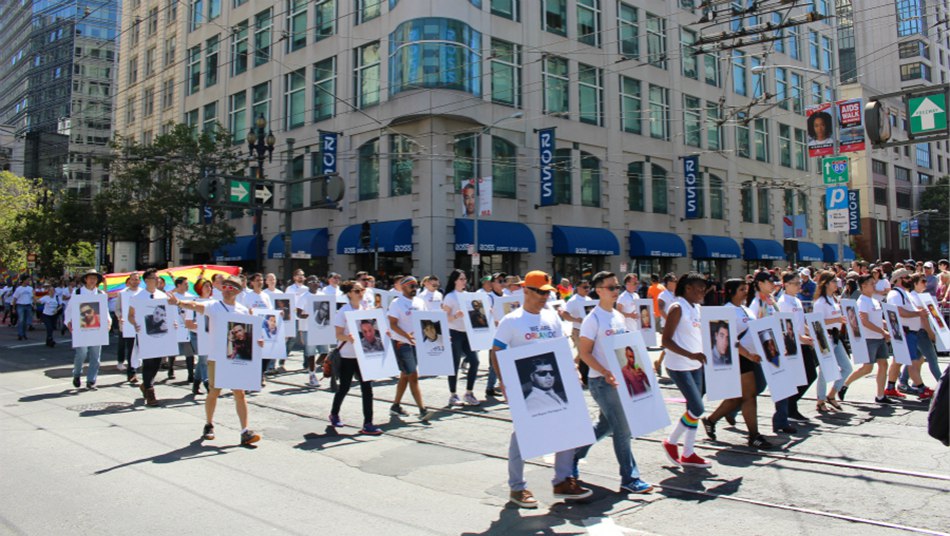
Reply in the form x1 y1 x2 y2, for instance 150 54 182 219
37 283 61 347
117 273 142 381
240 272 274 386
65 270 111 390
617 273 641 333
170 276 197 382
387 275 434 421
561 280 594 384
295 276 324 387
12 275 35 340
128 268 170 406
418 275 444 311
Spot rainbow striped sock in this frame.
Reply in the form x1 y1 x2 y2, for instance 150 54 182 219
680 412 699 429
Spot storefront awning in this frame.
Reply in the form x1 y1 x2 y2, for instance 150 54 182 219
267 228 329 259
552 225 620 256
628 231 686 258
691 235 741 260
336 219 413 254
797 241 823 262
743 238 786 261
822 243 856 262
214 235 258 262
454 219 536 253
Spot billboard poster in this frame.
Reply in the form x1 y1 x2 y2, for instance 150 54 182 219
836 98 865 154
806 103 835 158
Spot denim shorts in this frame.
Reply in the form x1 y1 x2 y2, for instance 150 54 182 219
866 338 890 362
394 342 418 375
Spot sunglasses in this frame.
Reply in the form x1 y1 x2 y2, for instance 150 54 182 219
222 284 239 290
598 285 621 292
578 286 590 290
351 288 365 294
533 370 555 377
525 287 549 296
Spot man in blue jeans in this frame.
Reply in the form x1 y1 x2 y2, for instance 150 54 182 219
12 275 35 340
65 270 110 390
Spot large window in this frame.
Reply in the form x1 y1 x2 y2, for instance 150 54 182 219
732 51 746 96
578 64 603 125
202 102 217 135
358 138 379 200
684 95 701 147
809 31 820 68
492 136 517 198
793 128 807 170
750 56 764 98
543 0 567 35
896 0 926 37
254 9 272 66
187 46 200 95
628 162 644 211
648 85 668 140
741 182 753 222
776 68 788 109
454 134 478 191
189 0 203 32
681 28 698 79
577 0 600 47
788 26 800 60
736 115 750 158
821 36 833 71
646 13 666 68
231 20 249 75
790 72 803 114
208 0 220 20
356 42 381 108
313 57 336 122
285 69 306 129
389 18 481 96
620 76 641 134
706 101 722 150
580 152 600 207
543 56 569 115
491 0 518 20
390 135 414 197
251 82 270 127
553 148 571 204
316 0 335 40
618 3 638 58
704 51 720 86
709 174 724 219
753 118 769 162
491 39 520 107
779 124 792 167
357 0 382 24
205 36 219 87
228 90 247 145
288 0 308 52
757 187 770 224
652 164 667 214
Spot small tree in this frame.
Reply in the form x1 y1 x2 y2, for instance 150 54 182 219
0 171 36 272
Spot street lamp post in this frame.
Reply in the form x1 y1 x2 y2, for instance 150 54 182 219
247 113 276 273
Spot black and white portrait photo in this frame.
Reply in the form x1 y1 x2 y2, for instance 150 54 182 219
516 353 569 416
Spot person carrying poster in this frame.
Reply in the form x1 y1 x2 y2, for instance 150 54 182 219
239 273 273 388
886 270 934 400
387 276 435 422
170 276 262 447
776 271 817 422
169 276 197 383
840 275 894 404
442 269 481 407
64 270 111 391
702 279 774 450
560 280 593 385
616 274 642 333
185 278 213 395
37 283 61 347
295 275 325 388
128 268 170 407
811 271 854 410
491 270 592 509
906 274 943 393
574 271 654 494
116 273 143 384
748 271 796 434
652 274 677 378
660 272 712 468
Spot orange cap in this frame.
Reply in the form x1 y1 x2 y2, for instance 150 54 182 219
522 270 556 291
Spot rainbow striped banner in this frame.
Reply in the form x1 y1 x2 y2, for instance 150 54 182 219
104 265 241 296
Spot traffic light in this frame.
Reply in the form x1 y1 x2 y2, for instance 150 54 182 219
864 100 891 146
198 175 220 202
360 221 371 248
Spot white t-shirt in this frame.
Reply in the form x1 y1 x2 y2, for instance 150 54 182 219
748 294 777 319
65 286 110 326
118 287 144 337
240 290 273 312
388 294 424 344
565 294 594 330
418 289 444 311
616 290 641 332
812 295 842 326
857 294 885 339
493 307 564 351
11 285 34 305
657 289 675 315
887 287 920 331
39 295 60 316
286 283 309 296
776 293 805 332
333 302 364 359
873 279 890 302
322 285 342 298
442 291 466 331
664 297 703 371
579 306 628 379
727 302 754 344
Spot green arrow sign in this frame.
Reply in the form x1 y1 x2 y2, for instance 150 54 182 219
229 179 250 203
908 92 948 136
822 156 849 184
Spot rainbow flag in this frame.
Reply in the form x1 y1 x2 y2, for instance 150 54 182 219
103 265 241 296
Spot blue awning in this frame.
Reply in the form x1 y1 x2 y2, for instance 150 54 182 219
454 219 536 253
552 225 620 256
629 231 686 258
691 235 741 259
823 243 856 262
337 219 413 254
743 238 786 261
267 228 329 259
798 241 823 262
214 235 258 262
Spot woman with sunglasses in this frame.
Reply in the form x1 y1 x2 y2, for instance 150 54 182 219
442 269 480 407
574 271 653 494
746 271 796 434
811 271 853 410
871 266 889 302
328 280 382 435
776 271 818 421
888 271 934 400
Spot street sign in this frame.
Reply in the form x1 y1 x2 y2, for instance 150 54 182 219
907 92 948 136
900 220 910 237
472 253 481 266
822 156 849 184
255 182 274 207
910 219 919 237
26 253 36 269
826 186 849 232
229 179 251 204
202 204 213 224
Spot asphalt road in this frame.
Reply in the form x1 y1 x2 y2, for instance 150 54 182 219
1 326 947 536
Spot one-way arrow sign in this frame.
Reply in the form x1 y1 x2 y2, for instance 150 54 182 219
255 182 274 207
908 92 948 136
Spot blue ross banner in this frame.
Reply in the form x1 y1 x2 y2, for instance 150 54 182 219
538 128 556 207
319 131 338 175
683 155 699 219
848 190 861 235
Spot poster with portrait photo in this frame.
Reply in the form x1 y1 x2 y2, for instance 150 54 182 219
346 308 399 381
134 299 180 359
882 303 913 365
196 311 211 356
175 302 192 343
805 312 841 384
777 312 807 387
210 311 262 391
806 103 835 158
749 317 798 402
460 291 495 351
840 299 870 364
412 310 454 376
606 331 670 438
492 295 522 323
268 292 296 339
305 294 336 346
368 288 398 311
461 176 492 217
917 293 950 352
632 299 657 347
69 294 109 348
254 309 287 359
700 307 741 401
496 337 595 459
548 300 573 335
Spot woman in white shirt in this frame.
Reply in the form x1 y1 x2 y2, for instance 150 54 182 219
329 279 382 435
840 275 893 404
887 271 933 400
811 271 853 410
442 269 480 407
38 283 60 347
660 272 712 468
185 278 214 395
775 271 817 422
905 273 941 393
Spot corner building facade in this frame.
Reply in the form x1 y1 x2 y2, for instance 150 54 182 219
173 0 845 281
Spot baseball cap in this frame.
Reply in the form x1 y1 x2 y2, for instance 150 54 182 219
799 268 812 278
221 275 245 290
480 276 492 282
924 261 934 269
522 270 556 291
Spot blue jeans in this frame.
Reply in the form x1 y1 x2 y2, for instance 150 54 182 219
816 340 854 400
73 345 102 383
16 304 32 338
573 377 641 485
900 330 942 385
487 365 498 391
508 432 574 491
667 368 705 417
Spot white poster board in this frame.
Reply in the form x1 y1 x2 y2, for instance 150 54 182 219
840 299 870 364
210 311 263 391
918 293 950 352
175 303 191 343
255 309 287 359
606 331 670 437
548 300 573 335
268 292 297 339
492 295 523 323
346 308 399 381
496 337 596 459
882 303 913 365
748 316 798 402
460 291 495 351
135 299 180 359
305 294 337 346
196 312 211 356
805 312 841 384
777 312 808 386
120 289 141 338
700 307 741 401
632 299 657 347
70 294 110 348
368 288 398 311
412 310 454 376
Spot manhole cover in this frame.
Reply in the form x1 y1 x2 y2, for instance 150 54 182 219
67 402 134 413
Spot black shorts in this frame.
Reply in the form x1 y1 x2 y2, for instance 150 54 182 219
740 355 757 374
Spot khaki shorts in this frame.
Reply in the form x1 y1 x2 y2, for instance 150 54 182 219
207 360 216 390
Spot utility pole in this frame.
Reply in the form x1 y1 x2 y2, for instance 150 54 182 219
282 138 295 281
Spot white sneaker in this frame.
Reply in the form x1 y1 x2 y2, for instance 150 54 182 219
117 363 127 372
308 373 320 388
448 393 463 407
463 392 480 406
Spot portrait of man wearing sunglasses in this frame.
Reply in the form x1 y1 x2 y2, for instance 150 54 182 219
521 356 568 414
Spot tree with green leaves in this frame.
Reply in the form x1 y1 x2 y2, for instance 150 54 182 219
917 175 950 260
15 189 99 277
0 171 36 273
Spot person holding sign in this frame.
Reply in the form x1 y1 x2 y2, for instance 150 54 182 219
491 270 592 509
65 270 110 391
442 269 481 407
840 275 894 404
185 278 213 395
886 270 934 400
128 268 171 407
616 274 641 333
387 276 435 422
116 273 143 383
170 276 262 447
574 271 654 494
661 272 712 468
748 271 795 434
776 272 817 422
295 276 325 388
811 271 853 410
703 279 773 450
905 274 942 392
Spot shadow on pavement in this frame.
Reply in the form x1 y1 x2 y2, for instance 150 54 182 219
94 439 237 474
294 428 368 452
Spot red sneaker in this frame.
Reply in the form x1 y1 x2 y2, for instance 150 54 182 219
662 440 680 465
883 388 907 399
918 387 934 400
679 453 712 468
